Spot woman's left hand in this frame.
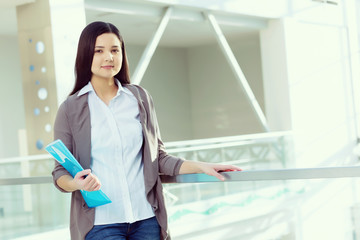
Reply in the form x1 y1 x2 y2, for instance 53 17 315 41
179 161 242 181
196 162 242 181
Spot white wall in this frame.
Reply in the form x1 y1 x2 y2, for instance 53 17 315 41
126 33 264 141
286 19 355 167
0 35 25 158
187 34 264 139
260 3 358 238
126 45 193 141
285 14 357 240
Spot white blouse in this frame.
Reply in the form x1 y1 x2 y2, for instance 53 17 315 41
78 81 154 225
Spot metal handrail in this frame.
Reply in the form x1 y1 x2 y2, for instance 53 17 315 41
1 166 360 186
0 176 52 185
162 166 360 183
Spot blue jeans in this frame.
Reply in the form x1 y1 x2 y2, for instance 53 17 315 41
85 216 160 240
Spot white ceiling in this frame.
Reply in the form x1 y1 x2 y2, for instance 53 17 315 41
85 10 258 47
84 0 268 47
0 0 268 47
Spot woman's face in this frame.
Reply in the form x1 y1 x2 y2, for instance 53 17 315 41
91 33 122 81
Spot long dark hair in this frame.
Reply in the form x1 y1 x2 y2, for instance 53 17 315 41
69 21 131 96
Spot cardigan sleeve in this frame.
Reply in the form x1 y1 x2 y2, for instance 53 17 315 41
51 100 73 192
158 137 184 176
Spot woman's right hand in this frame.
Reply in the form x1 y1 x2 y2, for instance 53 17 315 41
72 169 101 191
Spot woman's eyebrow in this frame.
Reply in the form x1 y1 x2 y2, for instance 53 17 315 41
94 45 120 48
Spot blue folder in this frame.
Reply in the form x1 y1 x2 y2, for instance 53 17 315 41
45 139 111 208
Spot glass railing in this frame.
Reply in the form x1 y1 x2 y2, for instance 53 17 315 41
0 183 70 240
0 154 53 179
163 131 297 239
0 131 300 239
162 131 294 205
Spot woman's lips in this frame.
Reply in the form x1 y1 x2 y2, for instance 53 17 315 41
101 66 113 69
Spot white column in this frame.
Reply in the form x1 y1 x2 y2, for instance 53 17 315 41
260 19 292 132
16 0 85 154
49 0 86 105
18 129 32 212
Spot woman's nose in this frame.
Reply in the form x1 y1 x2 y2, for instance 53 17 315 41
105 52 113 61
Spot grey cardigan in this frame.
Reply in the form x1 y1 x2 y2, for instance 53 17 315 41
52 84 184 240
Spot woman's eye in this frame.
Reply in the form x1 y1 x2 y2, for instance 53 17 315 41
112 49 119 53
95 50 102 53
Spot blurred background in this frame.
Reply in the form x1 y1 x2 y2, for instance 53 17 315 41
0 0 360 239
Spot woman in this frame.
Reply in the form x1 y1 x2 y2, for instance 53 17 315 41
52 21 241 240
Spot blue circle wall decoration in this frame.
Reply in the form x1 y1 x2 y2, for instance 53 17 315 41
34 108 40 116
29 65 35 72
36 140 44 150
